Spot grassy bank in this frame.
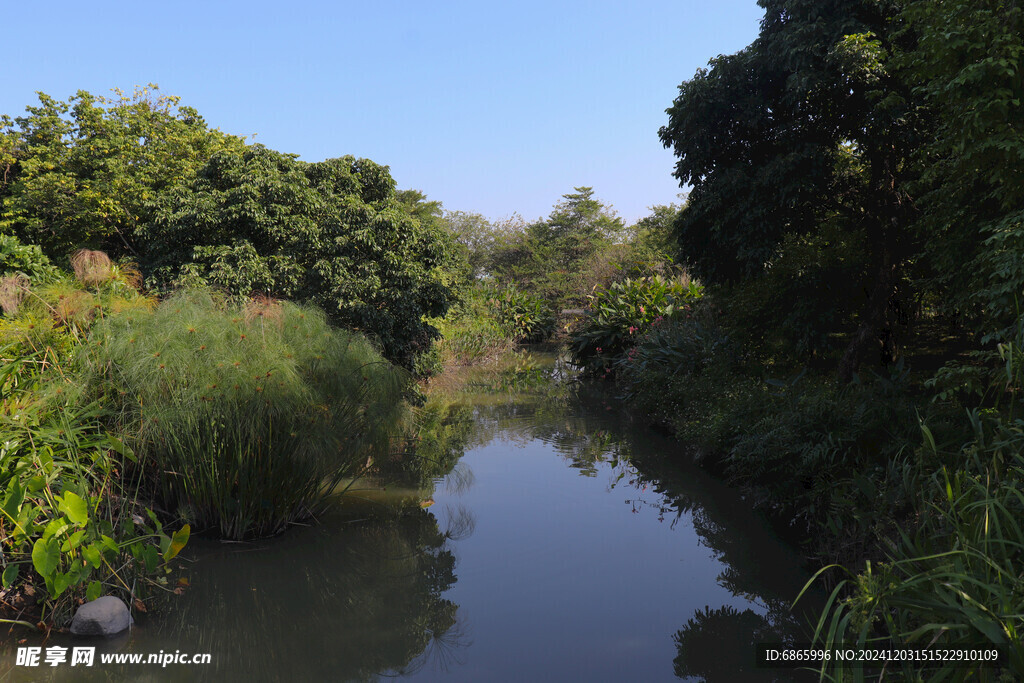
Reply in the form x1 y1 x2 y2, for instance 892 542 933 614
0 254 421 628
563 285 1024 679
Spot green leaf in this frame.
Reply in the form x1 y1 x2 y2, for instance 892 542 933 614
58 491 89 526
164 524 190 561
142 545 159 573
2 479 24 523
61 529 87 552
31 537 59 579
52 572 70 598
82 544 102 569
86 580 102 602
106 435 137 464
42 518 71 541
2 563 19 588
100 535 119 554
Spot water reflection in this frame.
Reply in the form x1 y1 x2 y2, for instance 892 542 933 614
160 507 470 681
428 354 819 681
0 504 471 682
673 605 789 682
2 353 818 682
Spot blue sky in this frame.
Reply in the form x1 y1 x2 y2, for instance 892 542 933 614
3 1 763 224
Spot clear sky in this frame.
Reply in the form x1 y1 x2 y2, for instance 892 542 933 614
3 1 763 224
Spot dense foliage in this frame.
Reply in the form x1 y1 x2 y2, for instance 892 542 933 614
568 274 703 374
0 265 185 625
1 89 458 369
643 0 1024 677
88 290 412 540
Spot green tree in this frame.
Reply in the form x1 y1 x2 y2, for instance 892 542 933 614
490 187 625 308
145 146 457 368
442 210 499 280
899 0 1024 332
659 0 924 378
0 86 244 260
396 189 444 229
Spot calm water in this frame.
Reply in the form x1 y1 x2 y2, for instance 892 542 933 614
3 355 820 682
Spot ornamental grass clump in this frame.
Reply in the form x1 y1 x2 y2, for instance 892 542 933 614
90 289 411 540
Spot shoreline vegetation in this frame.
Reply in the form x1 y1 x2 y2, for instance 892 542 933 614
2 1 1023 677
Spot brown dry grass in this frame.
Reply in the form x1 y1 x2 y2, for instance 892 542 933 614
244 295 284 327
0 273 30 315
70 249 113 287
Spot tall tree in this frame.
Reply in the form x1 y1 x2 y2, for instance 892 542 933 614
490 187 626 306
145 146 458 369
899 0 1024 332
0 86 244 260
659 0 923 379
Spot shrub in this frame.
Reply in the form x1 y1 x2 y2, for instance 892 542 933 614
430 283 515 366
494 285 555 343
0 344 187 627
0 234 58 286
805 411 1024 679
568 273 703 374
88 290 412 540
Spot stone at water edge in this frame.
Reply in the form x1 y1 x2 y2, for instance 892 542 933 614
70 596 133 636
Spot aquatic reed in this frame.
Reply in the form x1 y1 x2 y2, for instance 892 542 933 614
89 289 412 539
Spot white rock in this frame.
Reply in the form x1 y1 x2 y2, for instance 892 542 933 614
70 596 133 636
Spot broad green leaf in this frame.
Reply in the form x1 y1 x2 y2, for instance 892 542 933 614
52 572 70 598
86 580 102 602
42 518 71 541
82 544 102 569
2 479 24 522
2 563 19 588
59 492 89 526
61 529 87 552
164 524 190 561
31 537 59 579
142 545 159 573
100 535 119 554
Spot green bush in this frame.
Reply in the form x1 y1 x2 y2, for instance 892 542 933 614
568 274 703 374
143 146 458 370
495 285 555 343
88 290 412 540
430 283 515 366
1 344 186 627
0 234 58 285
806 411 1024 679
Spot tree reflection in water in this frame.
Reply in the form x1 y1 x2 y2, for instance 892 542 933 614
673 605 792 682
428 352 819 682
148 504 472 682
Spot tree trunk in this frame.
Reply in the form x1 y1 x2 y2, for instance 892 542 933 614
838 250 897 383
838 142 908 384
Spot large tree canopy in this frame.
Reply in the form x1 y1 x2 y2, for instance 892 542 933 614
144 146 457 368
489 186 625 307
899 0 1024 331
660 0 923 378
0 86 244 259
0 89 459 369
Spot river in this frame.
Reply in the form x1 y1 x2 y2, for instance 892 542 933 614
2 353 820 682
